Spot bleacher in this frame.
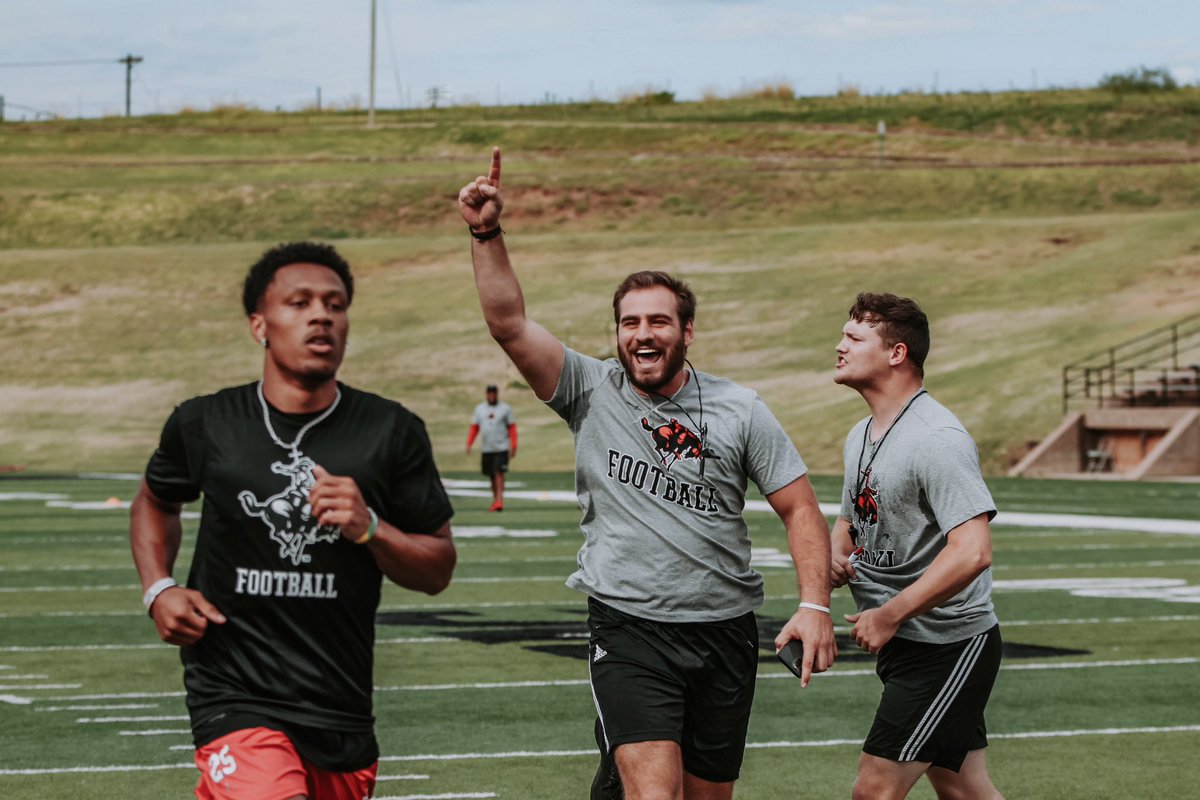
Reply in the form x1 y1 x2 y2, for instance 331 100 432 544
1011 313 1200 480
1062 313 1200 412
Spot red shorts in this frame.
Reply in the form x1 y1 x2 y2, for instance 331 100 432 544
193 727 377 800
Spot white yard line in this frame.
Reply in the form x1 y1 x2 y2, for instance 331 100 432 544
0 644 170 653
78 715 189 723
0 764 195 775
7 553 1199 596
0 584 138 593
440 487 1200 536
4 725 1196 777
378 725 1200 763
1000 613 1199 626
0 565 125 573
37 704 159 712
14 653 1187 707
374 657 1199 692
1 614 1194 661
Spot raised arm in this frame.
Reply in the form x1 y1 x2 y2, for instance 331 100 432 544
769 475 838 687
457 147 563 401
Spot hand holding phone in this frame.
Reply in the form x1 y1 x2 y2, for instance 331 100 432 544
776 639 805 679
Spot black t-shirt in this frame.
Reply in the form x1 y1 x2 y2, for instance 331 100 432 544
145 382 453 768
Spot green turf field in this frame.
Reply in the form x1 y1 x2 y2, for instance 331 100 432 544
1 472 1197 799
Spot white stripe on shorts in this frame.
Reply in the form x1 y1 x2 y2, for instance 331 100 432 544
588 643 610 752
899 632 988 762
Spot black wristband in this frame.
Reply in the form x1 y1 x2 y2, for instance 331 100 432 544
470 225 504 241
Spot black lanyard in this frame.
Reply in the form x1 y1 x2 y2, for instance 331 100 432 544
853 389 927 502
638 360 716 478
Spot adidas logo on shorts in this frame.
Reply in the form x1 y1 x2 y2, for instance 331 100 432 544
593 645 608 662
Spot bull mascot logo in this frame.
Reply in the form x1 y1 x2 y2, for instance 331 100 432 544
849 467 880 544
641 417 715 471
238 454 341 566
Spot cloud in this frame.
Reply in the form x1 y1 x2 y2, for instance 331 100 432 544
1170 65 1197 84
702 3 973 43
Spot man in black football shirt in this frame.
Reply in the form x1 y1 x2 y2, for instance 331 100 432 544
130 241 456 800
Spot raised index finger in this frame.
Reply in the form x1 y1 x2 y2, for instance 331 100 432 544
488 146 501 188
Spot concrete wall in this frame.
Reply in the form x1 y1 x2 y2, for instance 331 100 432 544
1008 413 1084 477
1011 408 1199 480
1133 409 1200 479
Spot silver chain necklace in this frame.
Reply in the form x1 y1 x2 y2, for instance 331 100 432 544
256 379 342 455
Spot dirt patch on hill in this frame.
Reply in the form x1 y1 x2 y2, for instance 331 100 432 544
0 380 185 418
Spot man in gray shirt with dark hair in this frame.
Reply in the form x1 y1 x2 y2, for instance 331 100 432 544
831 292 1004 800
458 148 836 800
467 384 517 511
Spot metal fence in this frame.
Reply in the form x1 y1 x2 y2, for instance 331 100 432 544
1062 313 1200 413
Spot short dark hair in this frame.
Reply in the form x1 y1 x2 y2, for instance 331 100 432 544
848 292 930 376
612 271 697 328
242 241 354 316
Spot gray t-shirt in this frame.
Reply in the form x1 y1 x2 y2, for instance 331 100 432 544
839 391 998 644
472 400 515 453
549 346 808 622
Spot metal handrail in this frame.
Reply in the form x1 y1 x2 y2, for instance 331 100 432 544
1064 312 1200 371
1062 314 1200 412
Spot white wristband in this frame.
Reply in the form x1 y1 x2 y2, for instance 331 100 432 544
798 602 831 614
143 577 178 612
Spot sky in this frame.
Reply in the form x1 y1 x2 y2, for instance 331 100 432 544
1 1 1197 119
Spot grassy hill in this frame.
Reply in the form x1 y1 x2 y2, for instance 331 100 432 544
2 88 1198 474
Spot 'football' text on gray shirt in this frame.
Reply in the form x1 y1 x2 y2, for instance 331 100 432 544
472 400 515 453
839 391 998 644
549 346 807 623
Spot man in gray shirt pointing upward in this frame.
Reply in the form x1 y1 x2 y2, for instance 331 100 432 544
457 148 836 800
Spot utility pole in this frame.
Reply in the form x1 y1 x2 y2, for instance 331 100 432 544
119 54 143 117
368 0 377 127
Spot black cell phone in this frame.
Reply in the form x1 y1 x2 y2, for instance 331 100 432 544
776 639 805 679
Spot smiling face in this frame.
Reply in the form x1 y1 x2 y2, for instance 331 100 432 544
834 316 896 390
615 285 694 395
249 263 349 389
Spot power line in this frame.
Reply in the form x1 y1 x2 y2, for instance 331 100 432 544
368 0 377 127
379 0 405 107
0 58 118 69
1 99 58 120
0 54 142 118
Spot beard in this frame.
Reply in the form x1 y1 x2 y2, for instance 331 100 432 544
619 337 689 395
286 351 343 391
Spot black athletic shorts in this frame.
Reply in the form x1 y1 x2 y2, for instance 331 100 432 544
863 624 1002 772
586 597 759 784
480 451 509 476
